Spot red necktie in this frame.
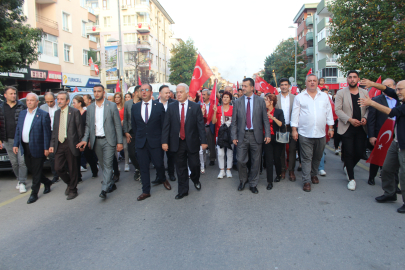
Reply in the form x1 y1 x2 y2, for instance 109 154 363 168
246 97 252 129
180 103 185 140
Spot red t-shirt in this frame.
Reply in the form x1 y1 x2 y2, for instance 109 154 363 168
215 106 233 138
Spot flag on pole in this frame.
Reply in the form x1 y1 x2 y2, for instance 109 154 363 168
122 80 128 93
207 80 217 123
189 53 213 99
366 118 395 166
116 81 121 92
291 86 298 95
368 76 382 98
94 64 99 75
232 84 237 94
307 68 312 75
138 76 142 85
255 76 278 94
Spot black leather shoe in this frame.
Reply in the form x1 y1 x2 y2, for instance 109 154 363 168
27 193 38 204
396 187 402 194
92 173 98 178
238 181 247 191
169 175 176 181
267 183 273 190
232 164 238 171
375 194 397 203
250 186 259 194
51 176 60 183
368 178 375 185
151 177 161 185
297 165 302 171
194 182 201 190
175 193 188 200
134 170 141 181
274 176 281 183
397 204 405 214
43 183 52 194
107 184 117 193
99 190 107 199
113 174 120 183
209 161 215 166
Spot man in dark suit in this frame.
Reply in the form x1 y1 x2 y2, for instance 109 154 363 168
49 91 83 200
231 78 271 194
132 84 171 201
367 78 400 188
162 83 207 200
13 93 53 204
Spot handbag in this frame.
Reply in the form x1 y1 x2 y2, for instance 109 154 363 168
275 121 290 144
217 107 232 149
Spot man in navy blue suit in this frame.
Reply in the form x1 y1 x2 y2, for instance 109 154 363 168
13 93 53 204
132 84 171 201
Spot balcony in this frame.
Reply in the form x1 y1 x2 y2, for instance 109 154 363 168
137 40 151 50
86 25 100 34
137 22 150 33
317 17 330 33
306 31 313 41
306 16 313 27
89 40 97 50
35 0 57 3
317 0 331 16
135 0 150 13
36 15 59 36
138 60 150 68
306 47 314 56
88 12 96 23
318 39 331 52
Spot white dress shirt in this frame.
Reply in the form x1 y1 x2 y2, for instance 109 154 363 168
244 94 254 130
48 105 58 131
159 99 168 112
280 94 290 125
141 100 152 122
22 108 37 143
178 99 188 121
95 101 105 136
291 90 334 138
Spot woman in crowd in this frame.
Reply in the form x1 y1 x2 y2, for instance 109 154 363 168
263 93 285 190
114 93 130 172
212 91 233 179
125 93 132 102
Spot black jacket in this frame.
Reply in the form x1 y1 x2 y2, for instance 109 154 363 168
367 94 400 138
0 100 26 142
383 87 405 149
269 108 285 139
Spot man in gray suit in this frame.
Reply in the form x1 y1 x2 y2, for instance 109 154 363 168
276 78 297 181
40 92 59 183
231 78 271 194
77 84 123 199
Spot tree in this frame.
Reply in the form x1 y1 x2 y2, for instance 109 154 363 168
263 38 308 88
0 0 43 73
168 39 197 85
328 0 405 81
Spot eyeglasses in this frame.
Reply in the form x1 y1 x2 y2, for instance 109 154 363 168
396 88 404 91
140 89 150 92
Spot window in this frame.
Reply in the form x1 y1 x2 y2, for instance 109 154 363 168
39 34 58 57
104 34 111 45
83 50 89 65
103 0 109 9
104 16 111 27
64 44 72 62
123 15 135 26
320 67 338 83
124 0 132 6
80 0 85 8
82 21 86 37
124 33 136 44
62 12 71 32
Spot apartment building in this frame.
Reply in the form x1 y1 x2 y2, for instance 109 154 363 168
85 0 175 90
1 0 101 98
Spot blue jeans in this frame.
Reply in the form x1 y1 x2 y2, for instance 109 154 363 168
318 151 326 171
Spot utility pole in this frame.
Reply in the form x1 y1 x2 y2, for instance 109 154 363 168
117 0 124 90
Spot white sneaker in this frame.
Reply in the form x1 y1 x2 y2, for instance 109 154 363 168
335 149 340 155
217 170 225 179
343 166 349 181
16 182 20 190
129 159 132 164
200 168 205 174
226 170 232 178
348 180 356 191
118 166 121 172
19 183 27 194
124 164 130 172
80 166 87 172
319 170 326 176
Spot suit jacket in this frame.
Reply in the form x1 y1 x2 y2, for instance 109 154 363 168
161 100 207 153
40 103 59 113
123 100 135 134
269 108 286 138
230 94 270 144
13 108 51 158
82 99 123 147
367 94 399 138
276 93 295 124
131 100 165 149
335 87 369 135
51 107 83 156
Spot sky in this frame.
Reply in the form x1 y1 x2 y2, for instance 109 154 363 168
159 0 313 83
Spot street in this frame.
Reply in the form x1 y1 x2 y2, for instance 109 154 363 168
0 143 404 270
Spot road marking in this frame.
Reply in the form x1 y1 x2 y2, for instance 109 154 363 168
0 192 30 208
324 145 370 171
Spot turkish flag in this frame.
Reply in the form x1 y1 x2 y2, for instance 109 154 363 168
94 64 99 75
232 84 237 94
367 118 395 166
368 76 382 99
255 76 278 94
207 80 218 123
73 87 79 92
291 86 298 95
89 57 93 66
189 53 213 99
92 26 96 31
138 76 142 85
116 81 121 92
307 68 312 75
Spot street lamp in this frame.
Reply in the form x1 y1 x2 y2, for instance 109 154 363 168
107 37 124 91
288 25 299 85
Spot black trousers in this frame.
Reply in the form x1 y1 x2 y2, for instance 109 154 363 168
333 120 342 149
137 141 166 194
113 155 119 176
175 139 200 194
55 141 80 193
263 140 283 183
127 131 140 171
22 143 52 194
83 147 99 175
342 127 367 180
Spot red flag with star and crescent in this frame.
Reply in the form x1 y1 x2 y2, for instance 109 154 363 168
207 80 218 123
367 118 395 166
232 84 237 94
307 68 312 75
189 53 213 99
368 76 382 99
255 76 278 95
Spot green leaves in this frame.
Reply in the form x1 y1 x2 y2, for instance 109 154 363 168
168 39 197 86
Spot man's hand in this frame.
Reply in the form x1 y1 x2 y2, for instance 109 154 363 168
49 147 54 153
292 129 298 141
328 130 334 139
13 147 18 154
201 144 208 150
233 139 238 146
358 95 372 108
213 105 217 112
201 105 206 115
125 133 132 144
369 137 377 146
360 118 367 126
359 79 375 89
264 137 271 144
116 144 123 152
44 150 49 157
162 144 169 152
348 118 362 127
76 141 87 149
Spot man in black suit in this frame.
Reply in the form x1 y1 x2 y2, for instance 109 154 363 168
367 78 400 189
132 84 171 201
162 83 208 200
49 91 83 200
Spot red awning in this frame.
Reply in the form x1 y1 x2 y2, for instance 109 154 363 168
325 83 340 90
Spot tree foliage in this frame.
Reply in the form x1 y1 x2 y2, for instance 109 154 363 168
264 38 308 88
328 0 405 81
0 0 43 72
168 39 197 86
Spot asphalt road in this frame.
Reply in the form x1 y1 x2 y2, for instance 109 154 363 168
0 142 404 270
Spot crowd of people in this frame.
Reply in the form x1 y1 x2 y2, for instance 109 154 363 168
0 71 403 214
